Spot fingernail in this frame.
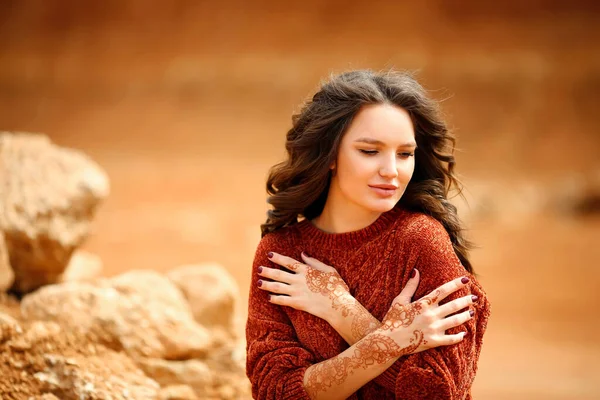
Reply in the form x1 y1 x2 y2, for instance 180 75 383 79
410 269 417 279
471 295 478 302
469 310 475 317
257 280 263 287
268 294 271 300
461 277 470 284
258 266 263 273
267 252 273 259
302 251 310 258
462 331 468 337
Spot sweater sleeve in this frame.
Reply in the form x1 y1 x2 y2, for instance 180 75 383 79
245 233 315 400
378 216 491 399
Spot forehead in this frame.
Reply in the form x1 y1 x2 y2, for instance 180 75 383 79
343 103 415 144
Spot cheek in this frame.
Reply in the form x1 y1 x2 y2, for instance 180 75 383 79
338 154 374 184
399 159 415 182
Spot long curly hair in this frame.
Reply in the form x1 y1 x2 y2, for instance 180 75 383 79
262 69 474 273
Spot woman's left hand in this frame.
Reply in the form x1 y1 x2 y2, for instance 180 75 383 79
257 251 354 322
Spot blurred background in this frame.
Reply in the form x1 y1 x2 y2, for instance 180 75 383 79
1 0 599 398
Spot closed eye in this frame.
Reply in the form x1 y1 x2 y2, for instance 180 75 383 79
359 149 378 155
360 149 415 158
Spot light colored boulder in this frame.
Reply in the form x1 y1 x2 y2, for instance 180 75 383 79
59 250 103 283
20 271 212 359
33 352 159 400
136 357 212 396
0 231 14 291
159 385 198 400
0 132 109 293
167 264 238 336
30 394 60 400
203 339 251 400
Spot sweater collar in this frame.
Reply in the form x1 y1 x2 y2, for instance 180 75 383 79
296 206 404 248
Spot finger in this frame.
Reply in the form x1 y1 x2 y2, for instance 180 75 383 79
268 294 297 309
258 266 296 284
300 252 331 272
436 294 476 318
435 331 467 347
438 309 474 332
258 279 293 295
394 269 420 305
268 252 306 273
421 276 470 305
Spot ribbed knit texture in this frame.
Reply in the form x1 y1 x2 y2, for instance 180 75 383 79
246 206 491 399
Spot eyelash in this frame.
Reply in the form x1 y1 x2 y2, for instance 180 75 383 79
359 150 415 157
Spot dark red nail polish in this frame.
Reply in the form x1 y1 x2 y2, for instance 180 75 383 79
257 280 263 287
258 266 263 273
471 295 478 302
469 310 475 317
268 294 271 300
267 252 273 259
410 269 416 279
461 277 470 284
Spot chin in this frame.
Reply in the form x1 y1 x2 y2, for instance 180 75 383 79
364 199 398 213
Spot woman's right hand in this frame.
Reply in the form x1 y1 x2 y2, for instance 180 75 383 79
380 269 476 356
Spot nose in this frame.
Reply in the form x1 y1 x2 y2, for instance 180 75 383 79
379 154 399 178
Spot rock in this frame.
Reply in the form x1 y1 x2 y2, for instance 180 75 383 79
59 250 103 283
7 321 61 351
30 394 60 400
203 339 251 400
0 231 14 291
159 385 198 400
0 311 22 343
20 272 213 359
136 357 212 397
167 264 239 336
33 351 160 399
0 132 109 293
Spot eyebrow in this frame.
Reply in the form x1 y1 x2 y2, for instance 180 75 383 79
354 137 417 147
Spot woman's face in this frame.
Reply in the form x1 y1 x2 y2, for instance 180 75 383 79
329 103 416 215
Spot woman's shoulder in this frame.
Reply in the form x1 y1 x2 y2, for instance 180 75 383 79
255 223 302 253
392 209 448 242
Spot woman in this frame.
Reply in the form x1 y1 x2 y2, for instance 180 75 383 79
245 70 491 400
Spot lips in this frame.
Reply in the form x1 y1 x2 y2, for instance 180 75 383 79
369 184 398 197
369 184 399 190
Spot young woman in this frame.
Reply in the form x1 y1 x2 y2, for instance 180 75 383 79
245 70 491 400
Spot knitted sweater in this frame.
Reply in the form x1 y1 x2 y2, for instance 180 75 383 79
245 206 491 399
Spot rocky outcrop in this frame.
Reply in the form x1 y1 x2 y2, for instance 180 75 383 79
20 272 213 360
0 231 14 291
0 132 109 293
0 133 250 399
167 264 239 338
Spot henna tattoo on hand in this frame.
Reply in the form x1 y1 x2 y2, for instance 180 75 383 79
305 331 426 397
350 309 380 342
381 289 441 331
286 262 303 272
305 268 354 316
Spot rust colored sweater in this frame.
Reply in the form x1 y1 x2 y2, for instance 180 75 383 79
245 206 491 399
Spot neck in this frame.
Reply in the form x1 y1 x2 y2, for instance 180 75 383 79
312 189 382 234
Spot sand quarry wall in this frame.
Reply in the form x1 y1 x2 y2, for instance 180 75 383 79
0 1 599 399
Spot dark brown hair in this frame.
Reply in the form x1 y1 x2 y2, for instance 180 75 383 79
262 70 473 273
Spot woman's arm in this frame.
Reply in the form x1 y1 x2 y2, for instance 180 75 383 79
246 236 314 400
301 276 472 400
377 216 491 399
260 251 474 398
